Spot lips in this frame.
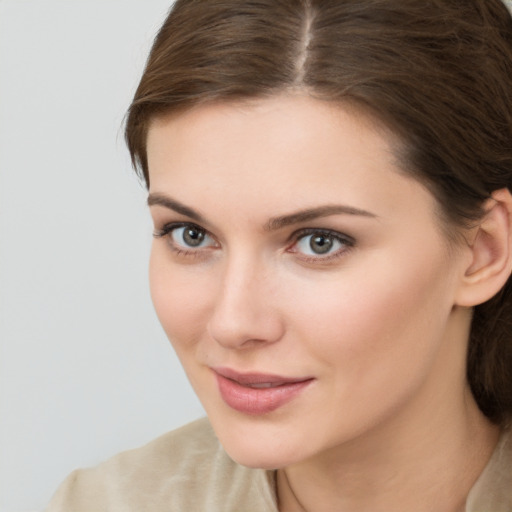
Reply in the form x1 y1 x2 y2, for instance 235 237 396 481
213 367 314 415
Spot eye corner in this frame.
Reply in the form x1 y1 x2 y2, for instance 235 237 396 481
152 227 169 239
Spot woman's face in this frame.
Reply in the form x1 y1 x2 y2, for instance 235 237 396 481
147 95 473 469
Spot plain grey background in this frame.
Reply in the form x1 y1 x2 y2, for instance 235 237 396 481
0 1 204 511
2 1 512 511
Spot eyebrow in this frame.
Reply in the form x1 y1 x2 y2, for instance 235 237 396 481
147 193 377 231
148 193 206 223
264 205 377 231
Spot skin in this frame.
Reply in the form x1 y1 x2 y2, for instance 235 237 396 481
146 95 501 512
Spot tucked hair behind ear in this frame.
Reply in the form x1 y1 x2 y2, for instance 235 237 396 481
125 0 512 424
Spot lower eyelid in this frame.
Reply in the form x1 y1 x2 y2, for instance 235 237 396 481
292 244 354 264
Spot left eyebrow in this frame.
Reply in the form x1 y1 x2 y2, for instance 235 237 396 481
264 205 377 231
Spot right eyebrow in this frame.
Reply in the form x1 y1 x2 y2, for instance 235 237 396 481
147 193 206 224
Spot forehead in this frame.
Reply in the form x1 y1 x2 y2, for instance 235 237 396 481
146 94 439 228
148 95 392 152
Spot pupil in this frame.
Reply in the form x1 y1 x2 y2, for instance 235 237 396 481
183 228 204 247
310 234 333 254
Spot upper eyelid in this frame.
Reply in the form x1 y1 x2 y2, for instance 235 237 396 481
290 227 355 243
154 221 354 249
155 221 212 236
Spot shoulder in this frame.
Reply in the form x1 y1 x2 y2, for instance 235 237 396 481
466 426 512 512
45 418 277 512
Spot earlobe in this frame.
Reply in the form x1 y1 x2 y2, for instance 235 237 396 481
455 188 512 307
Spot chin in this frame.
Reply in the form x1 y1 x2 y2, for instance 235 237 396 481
221 440 294 470
208 414 309 470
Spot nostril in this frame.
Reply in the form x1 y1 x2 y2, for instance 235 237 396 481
207 299 285 349
206 259 285 348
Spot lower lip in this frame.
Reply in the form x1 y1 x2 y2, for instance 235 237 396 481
215 374 313 415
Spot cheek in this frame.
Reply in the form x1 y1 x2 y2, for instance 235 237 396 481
280 251 460 438
288 250 456 379
149 246 213 350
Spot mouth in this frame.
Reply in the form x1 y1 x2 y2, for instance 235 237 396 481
212 367 314 415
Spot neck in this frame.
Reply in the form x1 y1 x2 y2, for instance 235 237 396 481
277 305 502 512
277 388 499 512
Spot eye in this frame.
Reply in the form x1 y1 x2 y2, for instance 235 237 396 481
153 223 217 252
290 229 354 260
172 225 212 248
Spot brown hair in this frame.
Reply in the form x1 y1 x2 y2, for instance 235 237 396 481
125 0 512 424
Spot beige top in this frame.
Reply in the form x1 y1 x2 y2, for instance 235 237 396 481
46 418 511 512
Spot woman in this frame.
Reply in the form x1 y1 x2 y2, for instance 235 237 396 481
47 0 512 510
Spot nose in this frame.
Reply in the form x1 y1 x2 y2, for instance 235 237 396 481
207 255 285 350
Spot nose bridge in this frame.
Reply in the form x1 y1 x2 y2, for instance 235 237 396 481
207 248 283 349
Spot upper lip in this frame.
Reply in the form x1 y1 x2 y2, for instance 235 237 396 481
212 366 313 386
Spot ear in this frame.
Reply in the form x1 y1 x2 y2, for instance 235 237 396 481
455 188 512 307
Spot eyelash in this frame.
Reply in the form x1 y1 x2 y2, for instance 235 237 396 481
153 222 217 259
153 223 355 263
287 228 355 263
